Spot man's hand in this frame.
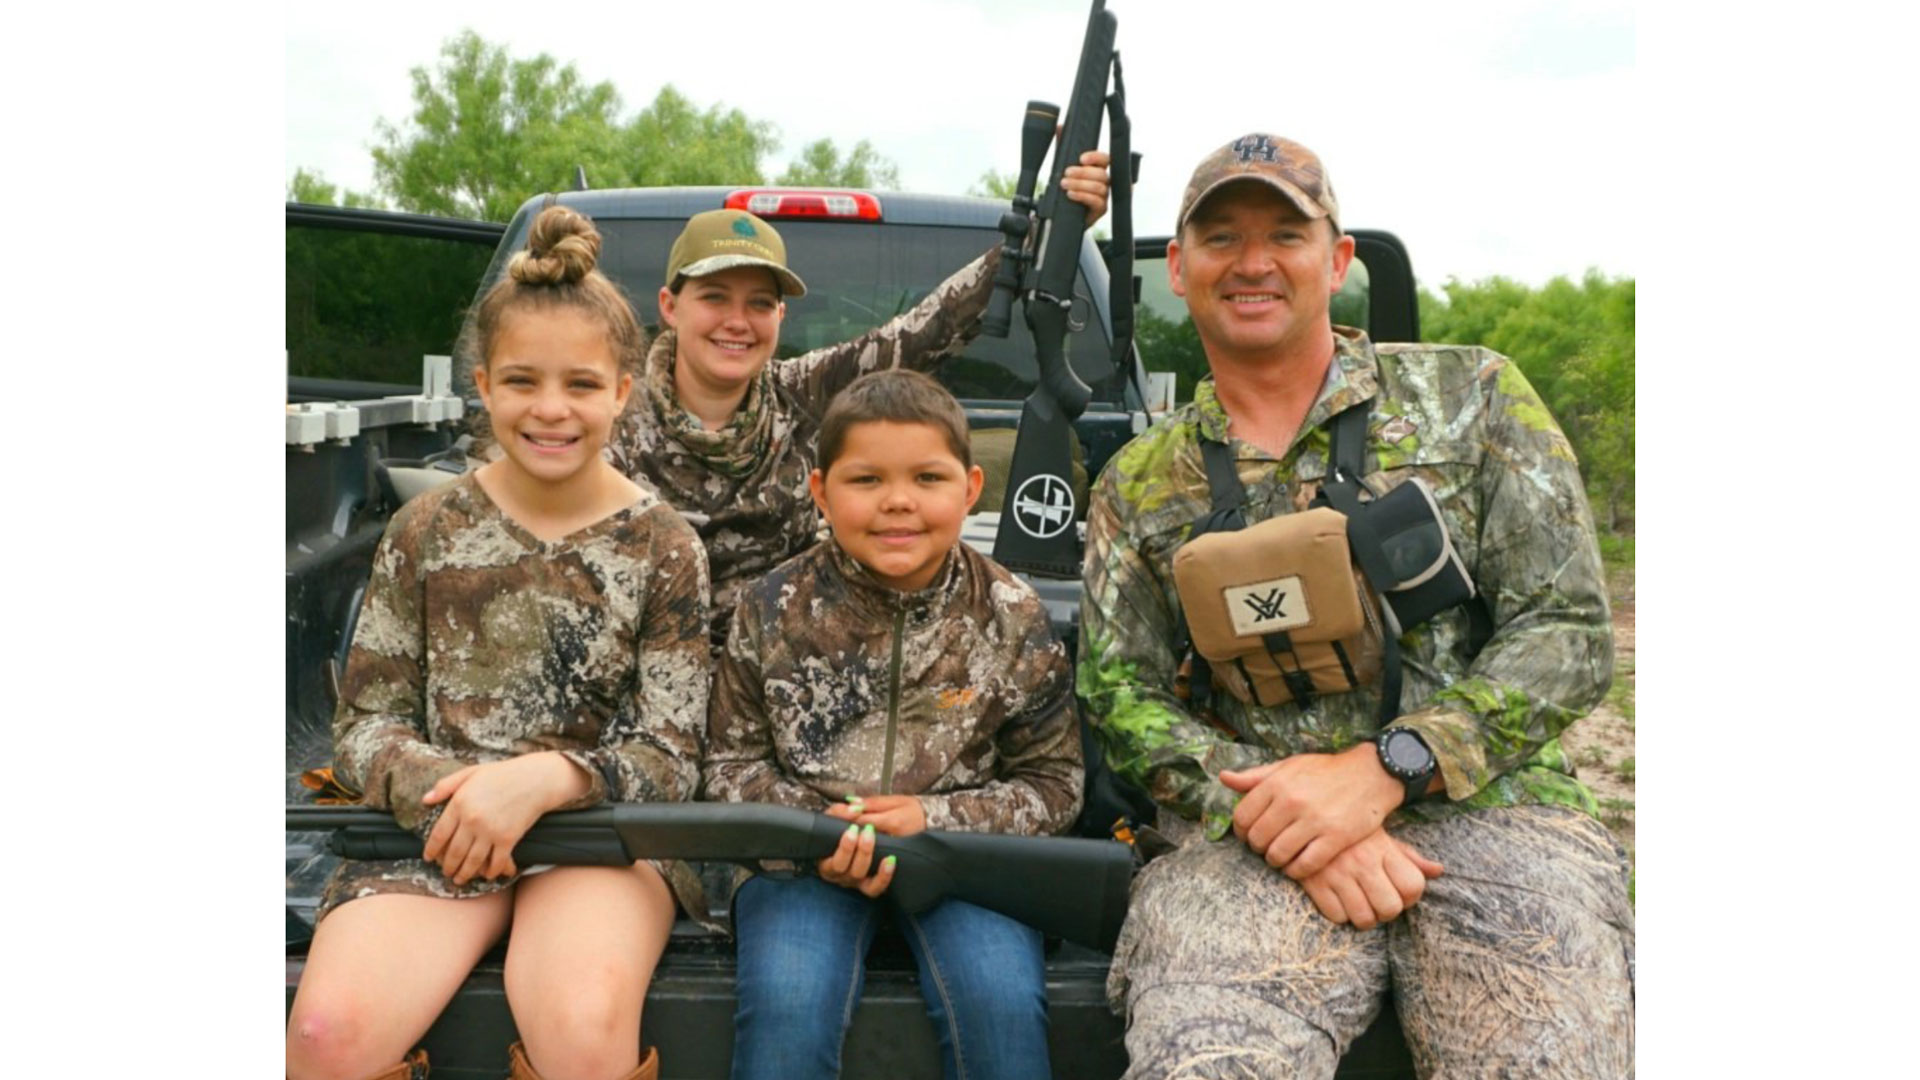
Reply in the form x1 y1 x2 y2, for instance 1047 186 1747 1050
815 812 897 898
1298 828 1444 930
1219 744 1406 879
1060 149 1113 225
420 752 591 885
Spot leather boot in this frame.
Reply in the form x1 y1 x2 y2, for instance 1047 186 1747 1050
361 1048 429 1080
508 1041 658 1080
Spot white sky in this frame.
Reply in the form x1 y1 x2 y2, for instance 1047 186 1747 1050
287 0 1635 288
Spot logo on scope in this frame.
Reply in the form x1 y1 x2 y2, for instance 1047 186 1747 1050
1012 474 1075 539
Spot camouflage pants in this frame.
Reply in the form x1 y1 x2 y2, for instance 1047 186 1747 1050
1108 804 1634 1079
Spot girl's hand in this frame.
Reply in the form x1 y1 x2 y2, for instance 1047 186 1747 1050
420 753 589 885
816 820 897 898
846 793 927 837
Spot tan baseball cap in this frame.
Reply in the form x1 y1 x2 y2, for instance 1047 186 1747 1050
1176 134 1340 235
664 209 808 297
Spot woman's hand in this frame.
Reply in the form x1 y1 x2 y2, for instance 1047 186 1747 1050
420 753 590 885
816 807 897 898
1061 149 1113 225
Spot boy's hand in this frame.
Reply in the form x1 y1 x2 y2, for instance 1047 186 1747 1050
1297 828 1444 930
847 794 927 837
421 753 588 885
816 821 897 898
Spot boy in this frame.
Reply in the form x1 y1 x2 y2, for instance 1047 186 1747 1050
703 368 1083 1080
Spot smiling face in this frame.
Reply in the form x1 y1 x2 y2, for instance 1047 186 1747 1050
474 307 632 491
657 267 784 400
809 420 984 593
1169 181 1355 366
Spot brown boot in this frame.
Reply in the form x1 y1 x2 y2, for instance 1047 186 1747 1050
360 1048 428 1080
507 1041 657 1080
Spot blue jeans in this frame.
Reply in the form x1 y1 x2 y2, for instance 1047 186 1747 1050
729 873 1050 1080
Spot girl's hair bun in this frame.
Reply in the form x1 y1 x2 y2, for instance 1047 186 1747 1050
507 205 603 286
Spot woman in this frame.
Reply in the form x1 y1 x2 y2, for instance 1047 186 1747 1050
605 154 1111 645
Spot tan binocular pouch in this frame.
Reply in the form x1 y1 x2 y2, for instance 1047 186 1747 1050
1172 506 1383 708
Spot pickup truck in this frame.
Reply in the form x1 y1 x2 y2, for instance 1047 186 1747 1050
285 186 1424 1079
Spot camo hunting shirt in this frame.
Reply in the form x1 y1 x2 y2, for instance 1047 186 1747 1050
706 538 1083 838
606 249 999 648
322 473 712 918
1079 328 1611 840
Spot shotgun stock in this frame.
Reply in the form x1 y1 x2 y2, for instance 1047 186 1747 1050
287 803 1133 953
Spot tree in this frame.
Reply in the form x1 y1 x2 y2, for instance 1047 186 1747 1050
368 33 780 221
776 138 901 189
287 168 380 209
1420 271 1635 531
968 169 1018 200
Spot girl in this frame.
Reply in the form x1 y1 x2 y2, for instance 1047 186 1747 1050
285 206 710 1080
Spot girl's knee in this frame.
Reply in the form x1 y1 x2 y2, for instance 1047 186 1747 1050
286 998 380 1079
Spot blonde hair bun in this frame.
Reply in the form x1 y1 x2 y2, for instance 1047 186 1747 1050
507 205 604 286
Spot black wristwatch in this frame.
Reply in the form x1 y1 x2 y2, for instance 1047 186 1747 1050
1374 728 1437 808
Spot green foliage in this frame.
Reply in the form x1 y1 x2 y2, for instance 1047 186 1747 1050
776 138 901 189
1598 796 1634 829
287 168 382 209
968 168 1018 200
1614 756 1635 783
355 31 898 222
1420 271 1634 533
1133 305 1210 403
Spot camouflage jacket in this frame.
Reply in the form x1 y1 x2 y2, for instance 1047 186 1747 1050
1078 328 1612 840
326 473 712 914
706 537 1083 837
606 248 999 648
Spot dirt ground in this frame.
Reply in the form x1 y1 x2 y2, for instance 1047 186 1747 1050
1559 564 1636 866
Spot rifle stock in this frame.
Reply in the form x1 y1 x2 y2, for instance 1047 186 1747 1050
287 803 1133 953
985 0 1123 577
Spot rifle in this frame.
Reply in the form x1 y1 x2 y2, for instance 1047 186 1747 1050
982 0 1137 578
287 802 1134 953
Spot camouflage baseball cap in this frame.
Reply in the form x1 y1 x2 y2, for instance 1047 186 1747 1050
1176 134 1340 235
665 209 808 297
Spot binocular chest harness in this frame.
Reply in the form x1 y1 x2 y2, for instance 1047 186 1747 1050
1170 399 1492 729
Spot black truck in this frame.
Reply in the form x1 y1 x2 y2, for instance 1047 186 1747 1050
284 186 1423 1079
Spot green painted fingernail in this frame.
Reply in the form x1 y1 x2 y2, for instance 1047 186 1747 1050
862 824 875 839
846 794 863 803
883 855 896 871
846 823 859 838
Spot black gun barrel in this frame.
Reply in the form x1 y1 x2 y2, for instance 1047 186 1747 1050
287 803 1133 952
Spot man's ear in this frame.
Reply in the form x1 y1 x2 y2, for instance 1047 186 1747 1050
1329 231 1356 293
1166 236 1187 299
963 463 985 513
808 467 830 521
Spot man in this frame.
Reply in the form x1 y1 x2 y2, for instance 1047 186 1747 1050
1078 134 1633 1078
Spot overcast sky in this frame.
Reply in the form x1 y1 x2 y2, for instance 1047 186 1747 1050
287 0 1634 289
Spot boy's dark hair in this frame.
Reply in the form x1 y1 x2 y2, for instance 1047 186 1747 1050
817 369 973 473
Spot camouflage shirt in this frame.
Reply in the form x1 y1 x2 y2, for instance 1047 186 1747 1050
324 473 711 916
706 538 1083 838
606 249 1000 648
1078 328 1612 840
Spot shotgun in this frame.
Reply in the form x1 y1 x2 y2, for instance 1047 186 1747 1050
287 802 1133 953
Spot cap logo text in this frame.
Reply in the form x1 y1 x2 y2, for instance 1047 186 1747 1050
1232 135 1279 163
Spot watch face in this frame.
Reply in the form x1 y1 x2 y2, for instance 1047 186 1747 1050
1385 731 1433 774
